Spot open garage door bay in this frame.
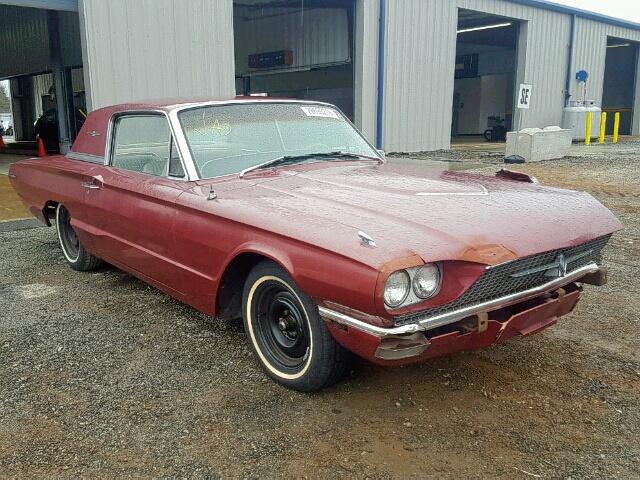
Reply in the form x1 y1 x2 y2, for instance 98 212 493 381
0 1 84 154
234 0 356 121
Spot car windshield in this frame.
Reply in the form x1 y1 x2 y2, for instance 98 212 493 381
178 102 380 178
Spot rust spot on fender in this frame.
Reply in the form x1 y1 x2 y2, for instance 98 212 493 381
457 243 518 266
378 253 424 276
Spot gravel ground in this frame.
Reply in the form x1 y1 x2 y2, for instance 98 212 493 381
1 145 639 478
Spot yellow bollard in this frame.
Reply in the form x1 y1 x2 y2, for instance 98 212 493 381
599 112 607 144
585 111 592 145
613 112 620 144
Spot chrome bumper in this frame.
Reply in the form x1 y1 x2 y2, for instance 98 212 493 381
319 262 601 338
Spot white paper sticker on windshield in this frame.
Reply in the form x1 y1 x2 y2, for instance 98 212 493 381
300 106 340 119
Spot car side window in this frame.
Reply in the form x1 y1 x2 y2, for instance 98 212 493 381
111 115 174 177
169 138 185 178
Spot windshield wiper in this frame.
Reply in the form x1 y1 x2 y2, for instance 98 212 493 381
238 151 383 178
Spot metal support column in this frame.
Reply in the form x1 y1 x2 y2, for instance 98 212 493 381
47 10 72 154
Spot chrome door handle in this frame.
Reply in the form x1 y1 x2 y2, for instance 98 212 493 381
81 181 100 189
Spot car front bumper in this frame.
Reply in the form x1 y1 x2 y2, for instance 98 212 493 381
319 263 605 366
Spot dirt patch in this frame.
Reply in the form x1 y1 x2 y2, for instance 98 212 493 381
0 174 30 221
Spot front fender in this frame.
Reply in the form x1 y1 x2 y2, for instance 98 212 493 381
218 237 381 319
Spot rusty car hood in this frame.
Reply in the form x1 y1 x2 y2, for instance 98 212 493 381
190 162 622 269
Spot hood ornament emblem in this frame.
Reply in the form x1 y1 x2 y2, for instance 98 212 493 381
358 231 376 248
545 253 568 278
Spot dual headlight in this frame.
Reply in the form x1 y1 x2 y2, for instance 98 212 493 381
383 263 442 309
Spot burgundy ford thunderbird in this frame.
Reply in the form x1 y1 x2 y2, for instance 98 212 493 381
9 98 622 391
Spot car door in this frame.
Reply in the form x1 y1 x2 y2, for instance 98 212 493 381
82 113 192 295
37 156 101 251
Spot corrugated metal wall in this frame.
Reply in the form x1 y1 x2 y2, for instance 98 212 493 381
378 0 640 151
382 0 458 152
0 6 83 79
32 73 54 118
31 69 85 118
460 0 571 130
234 8 350 75
381 0 575 151
0 5 50 78
354 0 379 143
4 0 640 148
572 17 640 113
58 10 83 68
79 0 236 110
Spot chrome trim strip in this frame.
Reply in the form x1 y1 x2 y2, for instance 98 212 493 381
167 98 340 111
66 152 105 164
319 262 600 338
167 109 200 181
319 307 426 337
415 185 489 196
103 112 117 166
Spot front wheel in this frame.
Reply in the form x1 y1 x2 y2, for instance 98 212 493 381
242 261 348 392
55 204 102 271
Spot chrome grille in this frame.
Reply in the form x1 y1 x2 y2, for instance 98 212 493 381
395 235 611 326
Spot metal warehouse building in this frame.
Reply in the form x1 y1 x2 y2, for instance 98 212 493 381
1 0 640 153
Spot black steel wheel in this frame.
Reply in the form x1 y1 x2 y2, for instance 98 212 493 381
243 261 348 391
55 204 102 271
253 284 311 373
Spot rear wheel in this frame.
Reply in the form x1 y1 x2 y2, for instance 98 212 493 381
242 261 348 392
55 204 102 271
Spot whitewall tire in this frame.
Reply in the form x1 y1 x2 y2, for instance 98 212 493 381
55 204 102 272
242 261 348 392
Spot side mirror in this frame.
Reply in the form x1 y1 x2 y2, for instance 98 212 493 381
377 149 386 159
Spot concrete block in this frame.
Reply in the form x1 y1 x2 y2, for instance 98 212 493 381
506 127 572 162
